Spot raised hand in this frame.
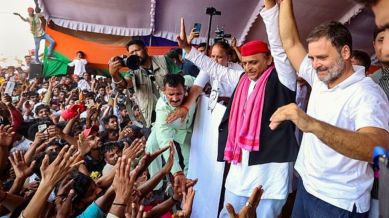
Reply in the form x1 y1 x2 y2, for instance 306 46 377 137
9 150 35 179
77 133 93 157
231 37 237 48
56 176 74 199
48 77 57 89
0 125 14 148
40 145 83 188
174 186 196 218
1 94 12 106
134 143 170 175
176 17 191 53
110 156 136 218
55 177 75 218
108 57 122 77
162 142 175 174
112 156 134 203
55 189 76 218
119 128 135 140
122 139 145 160
129 203 145 218
264 0 277 9
136 143 175 200
225 186 263 218
187 28 200 45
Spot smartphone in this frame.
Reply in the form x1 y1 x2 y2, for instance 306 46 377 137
193 23 201 33
38 124 48 132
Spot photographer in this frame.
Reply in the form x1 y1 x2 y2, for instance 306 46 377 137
108 39 181 128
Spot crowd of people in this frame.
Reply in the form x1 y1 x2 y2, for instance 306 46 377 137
0 0 388 217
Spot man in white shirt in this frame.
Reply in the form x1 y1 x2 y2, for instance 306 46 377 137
166 41 243 123
77 72 92 91
68 51 88 77
269 0 389 216
176 0 299 216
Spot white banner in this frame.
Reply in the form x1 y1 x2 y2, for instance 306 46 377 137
187 95 227 218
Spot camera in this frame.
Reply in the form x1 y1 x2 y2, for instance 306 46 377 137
114 55 141 70
52 138 69 147
214 26 231 43
206 7 221 16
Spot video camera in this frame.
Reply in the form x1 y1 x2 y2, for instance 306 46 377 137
113 55 141 70
214 26 231 43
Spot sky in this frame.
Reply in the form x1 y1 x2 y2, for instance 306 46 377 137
0 0 44 66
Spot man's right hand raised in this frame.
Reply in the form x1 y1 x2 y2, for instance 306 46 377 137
176 17 191 54
108 57 122 77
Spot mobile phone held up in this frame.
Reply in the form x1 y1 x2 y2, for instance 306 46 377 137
38 124 48 132
193 23 201 33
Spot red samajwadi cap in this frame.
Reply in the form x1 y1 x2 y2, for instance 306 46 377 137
240 40 270 56
61 104 86 121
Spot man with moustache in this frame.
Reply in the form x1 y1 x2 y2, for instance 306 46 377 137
269 0 389 216
108 39 181 127
369 28 389 98
146 74 196 197
176 0 299 215
354 0 389 65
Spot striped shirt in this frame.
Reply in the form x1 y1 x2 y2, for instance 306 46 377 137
378 67 389 99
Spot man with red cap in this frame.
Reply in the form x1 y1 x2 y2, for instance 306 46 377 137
176 0 298 216
13 0 56 63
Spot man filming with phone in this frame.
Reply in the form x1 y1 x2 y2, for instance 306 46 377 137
108 39 181 128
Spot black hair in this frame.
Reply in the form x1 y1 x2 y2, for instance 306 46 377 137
353 0 378 5
27 119 54 140
352 50 371 71
32 151 59 178
126 39 146 51
26 91 39 97
103 115 118 125
71 170 94 204
166 48 183 60
373 26 384 41
307 21 352 53
76 50 85 58
198 42 207 48
118 104 127 110
100 141 122 155
163 74 185 88
34 104 50 115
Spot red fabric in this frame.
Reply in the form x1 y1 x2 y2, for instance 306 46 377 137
224 65 274 164
82 125 99 138
240 40 270 56
61 104 85 121
143 205 172 218
8 105 23 132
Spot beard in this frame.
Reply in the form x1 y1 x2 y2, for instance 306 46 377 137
139 55 147 65
316 57 345 84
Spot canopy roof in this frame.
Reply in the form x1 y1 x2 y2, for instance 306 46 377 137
38 0 376 55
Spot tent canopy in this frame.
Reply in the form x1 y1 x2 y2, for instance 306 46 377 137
38 0 375 54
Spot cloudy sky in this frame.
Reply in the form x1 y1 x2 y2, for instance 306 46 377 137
0 0 44 66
